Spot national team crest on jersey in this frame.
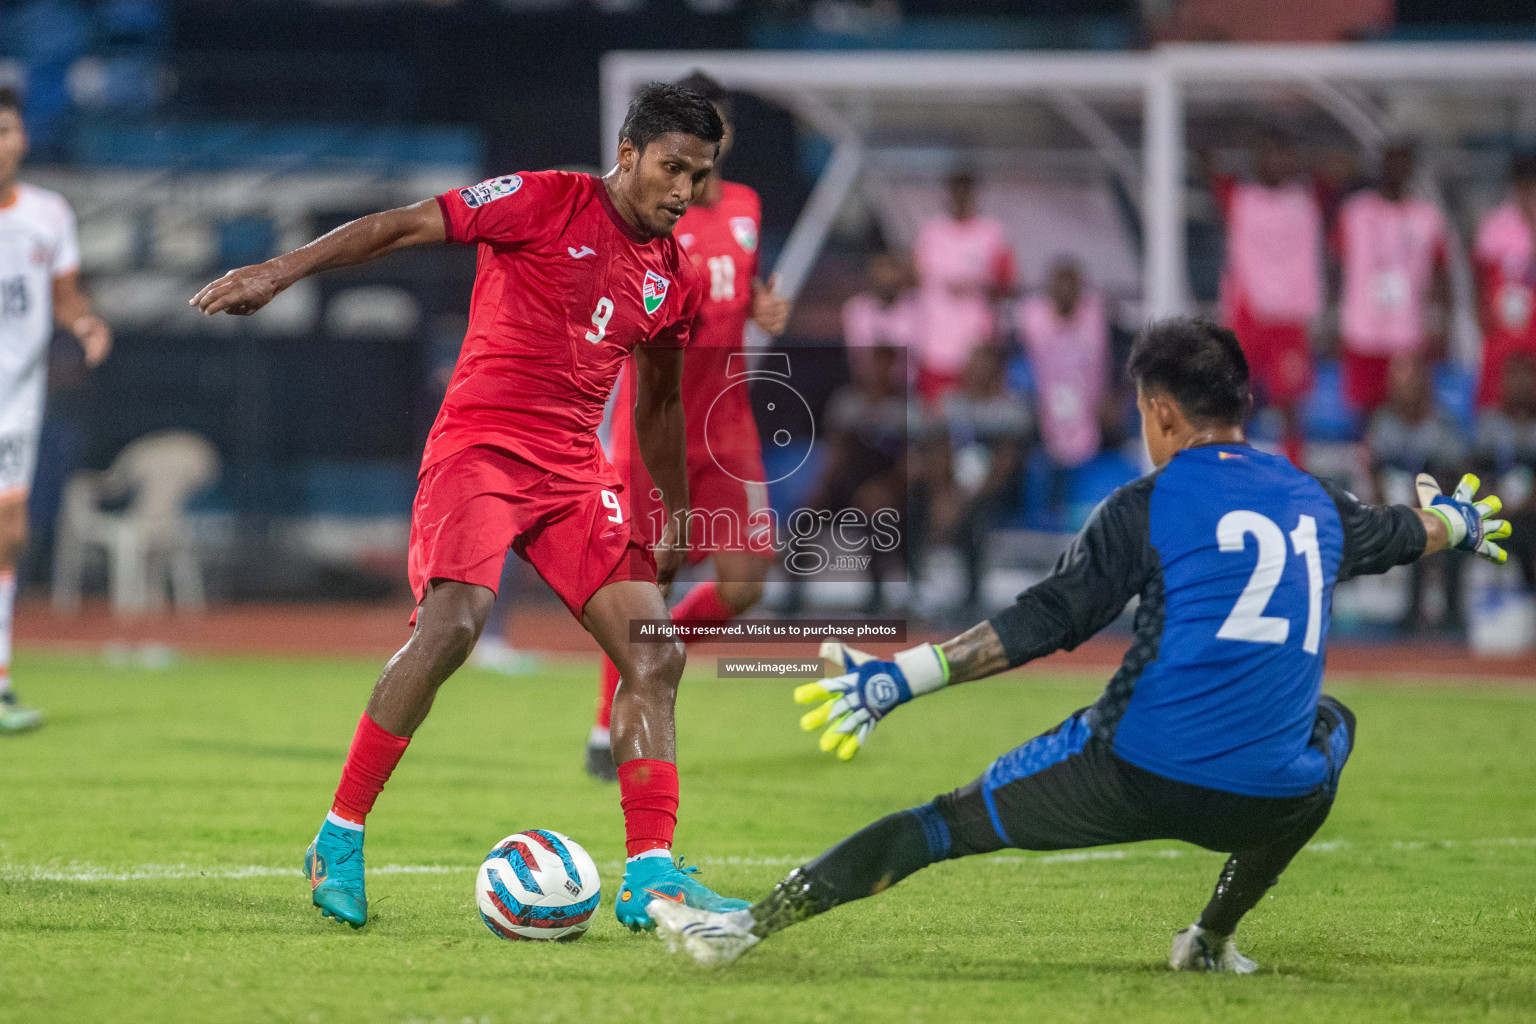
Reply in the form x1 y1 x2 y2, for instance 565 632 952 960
642 270 669 315
729 216 758 253
459 174 523 209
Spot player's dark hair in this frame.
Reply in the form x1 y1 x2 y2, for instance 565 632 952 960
676 71 732 126
1127 317 1252 426
0 87 21 116
620 82 725 155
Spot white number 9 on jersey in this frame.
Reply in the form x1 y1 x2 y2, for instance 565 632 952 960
584 297 614 344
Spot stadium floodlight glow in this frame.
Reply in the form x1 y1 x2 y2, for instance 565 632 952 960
602 43 1536 324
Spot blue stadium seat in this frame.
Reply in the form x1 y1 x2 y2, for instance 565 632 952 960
298 462 417 518
216 215 275 268
70 122 484 172
763 439 825 524
1432 362 1477 433
1004 353 1036 399
1018 449 1141 533
1299 360 1362 443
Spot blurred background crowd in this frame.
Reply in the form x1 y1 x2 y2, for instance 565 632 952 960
4 0 1536 648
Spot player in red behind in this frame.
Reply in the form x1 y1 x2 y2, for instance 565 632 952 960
588 72 792 780
190 84 750 932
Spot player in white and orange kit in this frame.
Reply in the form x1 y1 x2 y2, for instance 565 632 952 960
0 87 112 734
587 73 791 780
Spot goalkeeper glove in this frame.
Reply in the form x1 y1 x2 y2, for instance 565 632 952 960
1416 472 1511 565
792 641 950 760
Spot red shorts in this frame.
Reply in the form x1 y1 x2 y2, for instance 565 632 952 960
1229 301 1314 406
1478 333 1536 408
915 365 962 407
616 442 775 565
408 445 655 621
1342 348 1393 412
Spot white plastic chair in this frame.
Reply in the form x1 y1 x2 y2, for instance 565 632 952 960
52 430 220 615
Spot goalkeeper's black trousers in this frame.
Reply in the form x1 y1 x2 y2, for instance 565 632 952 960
763 697 1354 939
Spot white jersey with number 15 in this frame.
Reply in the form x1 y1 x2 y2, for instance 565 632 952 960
0 183 81 490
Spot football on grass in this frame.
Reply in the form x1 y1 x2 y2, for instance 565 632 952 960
475 830 601 941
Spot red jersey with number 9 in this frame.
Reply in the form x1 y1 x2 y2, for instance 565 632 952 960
428 170 701 484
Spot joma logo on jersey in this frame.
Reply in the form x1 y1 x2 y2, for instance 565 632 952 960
459 174 523 209
642 270 669 315
729 217 757 253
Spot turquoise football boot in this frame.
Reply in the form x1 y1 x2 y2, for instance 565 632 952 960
305 817 367 928
614 854 750 932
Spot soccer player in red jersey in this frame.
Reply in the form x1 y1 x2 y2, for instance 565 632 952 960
588 72 792 780
190 84 751 932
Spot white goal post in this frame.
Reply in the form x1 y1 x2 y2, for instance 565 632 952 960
601 43 1536 332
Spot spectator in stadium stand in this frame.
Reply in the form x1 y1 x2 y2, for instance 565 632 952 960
1018 258 1110 514
1367 354 1467 633
1336 142 1451 414
789 343 909 614
1206 130 1325 468
912 170 1016 406
842 250 918 388
1473 153 1536 410
909 344 1030 620
1472 351 1536 592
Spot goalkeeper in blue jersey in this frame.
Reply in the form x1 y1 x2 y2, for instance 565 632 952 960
650 317 1510 972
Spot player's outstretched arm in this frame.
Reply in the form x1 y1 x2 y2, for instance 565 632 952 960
797 482 1157 759
1415 473 1510 564
1326 472 1510 580
795 624 1008 760
632 344 689 591
190 199 446 317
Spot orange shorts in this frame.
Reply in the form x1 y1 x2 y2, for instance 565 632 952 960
408 445 654 621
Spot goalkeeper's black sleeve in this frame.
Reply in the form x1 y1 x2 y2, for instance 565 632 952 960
987 475 1159 670
1319 479 1428 580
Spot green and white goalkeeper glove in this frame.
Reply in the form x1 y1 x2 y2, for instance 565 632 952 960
1416 472 1511 565
792 641 949 761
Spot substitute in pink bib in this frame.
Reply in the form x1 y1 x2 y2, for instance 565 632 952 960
1209 132 1324 467
1018 260 1108 470
913 171 1015 404
1474 154 1536 409
1338 144 1449 412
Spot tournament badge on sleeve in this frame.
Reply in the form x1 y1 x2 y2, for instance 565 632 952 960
729 216 758 253
642 270 670 315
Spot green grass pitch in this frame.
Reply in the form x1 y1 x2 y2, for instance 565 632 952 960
2 650 1535 1023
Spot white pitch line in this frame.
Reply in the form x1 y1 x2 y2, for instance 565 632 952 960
5 838 1533 884
0 863 465 883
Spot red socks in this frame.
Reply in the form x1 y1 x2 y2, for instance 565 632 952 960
603 583 729 850
617 758 678 856
596 582 739 731
670 580 737 625
331 714 411 826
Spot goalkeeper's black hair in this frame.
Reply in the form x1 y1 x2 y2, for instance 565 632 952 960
0 87 21 116
1127 317 1252 426
620 82 725 155
676 71 732 126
